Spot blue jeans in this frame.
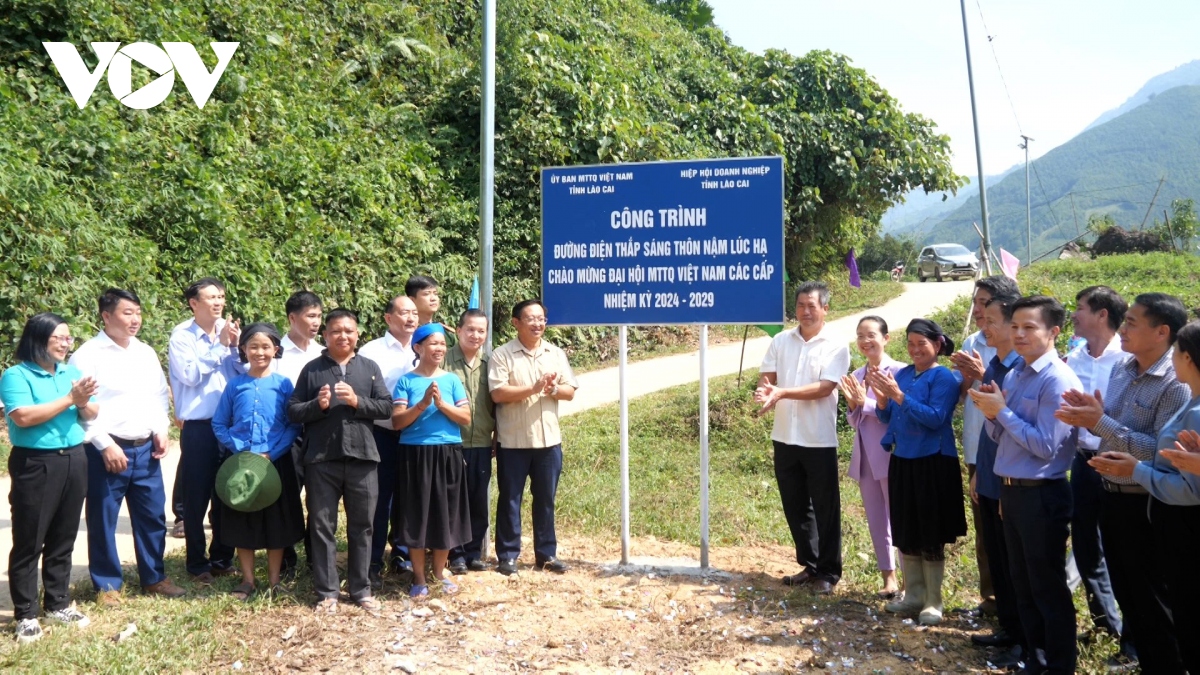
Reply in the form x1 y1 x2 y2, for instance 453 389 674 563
451 446 493 563
86 439 168 590
495 445 562 561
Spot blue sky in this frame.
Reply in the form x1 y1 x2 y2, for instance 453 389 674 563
706 0 1200 177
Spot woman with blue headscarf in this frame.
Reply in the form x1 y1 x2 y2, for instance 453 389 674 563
391 323 472 598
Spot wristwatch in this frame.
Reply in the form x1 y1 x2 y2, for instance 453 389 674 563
548 383 559 397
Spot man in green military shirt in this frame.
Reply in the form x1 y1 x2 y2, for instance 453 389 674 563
445 309 496 573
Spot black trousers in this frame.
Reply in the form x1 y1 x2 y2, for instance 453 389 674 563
371 426 409 569
451 446 493 563
1152 499 1200 675
1100 490 1184 675
1070 454 1125 640
179 419 233 575
772 443 842 583
307 457 377 601
977 495 1024 643
8 445 87 620
171 462 185 523
1000 480 1076 674
495 445 562 561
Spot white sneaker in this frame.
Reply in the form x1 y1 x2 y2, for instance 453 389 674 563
15 618 42 644
46 603 90 629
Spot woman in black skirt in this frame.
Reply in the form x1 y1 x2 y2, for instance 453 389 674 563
212 323 304 599
869 318 965 626
391 323 472 598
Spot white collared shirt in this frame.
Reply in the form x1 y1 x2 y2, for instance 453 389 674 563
960 330 999 465
1066 334 1126 450
357 330 417 429
760 325 851 447
275 334 324 385
68 330 170 450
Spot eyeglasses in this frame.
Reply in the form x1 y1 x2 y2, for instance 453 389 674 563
52 336 75 346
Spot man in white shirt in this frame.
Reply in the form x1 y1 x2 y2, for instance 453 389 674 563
69 289 186 605
1063 285 1132 659
277 290 324 579
950 275 1019 616
756 282 851 595
357 293 419 585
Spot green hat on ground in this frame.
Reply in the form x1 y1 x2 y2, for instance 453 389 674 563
215 451 281 513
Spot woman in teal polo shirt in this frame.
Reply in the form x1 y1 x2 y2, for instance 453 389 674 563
0 313 99 644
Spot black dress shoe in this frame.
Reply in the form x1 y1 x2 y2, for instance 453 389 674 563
447 559 468 575
467 559 489 572
535 557 569 574
1106 653 1138 673
497 559 518 576
988 645 1025 670
369 568 383 590
972 630 1018 648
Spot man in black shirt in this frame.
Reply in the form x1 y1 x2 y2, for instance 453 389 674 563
289 309 394 613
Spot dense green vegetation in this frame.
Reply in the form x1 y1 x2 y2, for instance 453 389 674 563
0 0 958 366
923 86 1200 259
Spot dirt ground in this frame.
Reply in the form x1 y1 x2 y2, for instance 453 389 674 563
226 536 1002 674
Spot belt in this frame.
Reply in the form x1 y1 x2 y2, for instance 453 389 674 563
1000 476 1051 487
1103 482 1148 495
114 435 153 448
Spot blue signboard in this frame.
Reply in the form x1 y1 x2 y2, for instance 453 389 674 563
541 157 785 326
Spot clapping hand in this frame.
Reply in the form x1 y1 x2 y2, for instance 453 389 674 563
334 381 359 408
219 316 241 347
540 372 558 396
1088 451 1138 479
949 349 986 383
839 374 865 410
1055 389 1104 429
1159 429 1200 476
864 366 901 403
753 383 781 415
967 382 1006 419
317 384 333 410
422 380 441 408
69 376 98 407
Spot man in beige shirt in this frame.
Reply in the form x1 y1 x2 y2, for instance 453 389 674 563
488 299 577 576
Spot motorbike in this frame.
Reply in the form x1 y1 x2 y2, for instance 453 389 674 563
890 260 905 282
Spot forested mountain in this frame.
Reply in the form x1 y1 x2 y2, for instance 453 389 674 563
921 85 1200 258
0 0 957 360
1086 59 1200 130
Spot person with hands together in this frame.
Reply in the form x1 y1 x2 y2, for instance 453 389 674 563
756 282 851 595
841 316 903 599
873 319 963 627
288 309 395 615
971 296 1082 674
167 277 243 583
1070 294 1192 675
69 289 187 609
391 323 472 598
1089 319 1200 674
1 313 99 643
211 323 304 601
489 299 578 576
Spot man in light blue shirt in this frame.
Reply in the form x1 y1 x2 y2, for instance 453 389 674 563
167 277 242 582
971 295 1081 674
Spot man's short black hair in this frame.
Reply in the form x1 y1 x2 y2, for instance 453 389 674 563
985 292 1021 322
1075 286 1127 332
323 308 358 327
405 275 439 297
458 309 488 327
794 281 830 308
15 312 68 366
285 290 322 317
384 293 411 314
1011 295 1066 330
99 288 141 316
511 299 546 321
974 275 1020 299
184 277 225 303
1134 293 1188 344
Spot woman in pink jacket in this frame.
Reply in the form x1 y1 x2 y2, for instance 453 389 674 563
840 316 904 598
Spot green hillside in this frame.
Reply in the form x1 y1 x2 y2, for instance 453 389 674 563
923 85 1200 258
0 0 956 363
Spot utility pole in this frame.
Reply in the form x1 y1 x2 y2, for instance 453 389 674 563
479 0 496 349
959 0 993 263
1019 135 1034 266
1140 176 1166 230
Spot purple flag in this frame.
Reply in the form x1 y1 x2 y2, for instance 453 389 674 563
846 248 861 288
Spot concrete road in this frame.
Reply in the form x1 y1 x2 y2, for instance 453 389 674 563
0 279 973 616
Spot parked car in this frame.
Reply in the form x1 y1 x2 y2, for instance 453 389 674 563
916 244 979 282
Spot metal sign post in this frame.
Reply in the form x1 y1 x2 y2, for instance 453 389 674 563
540 157 785 569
